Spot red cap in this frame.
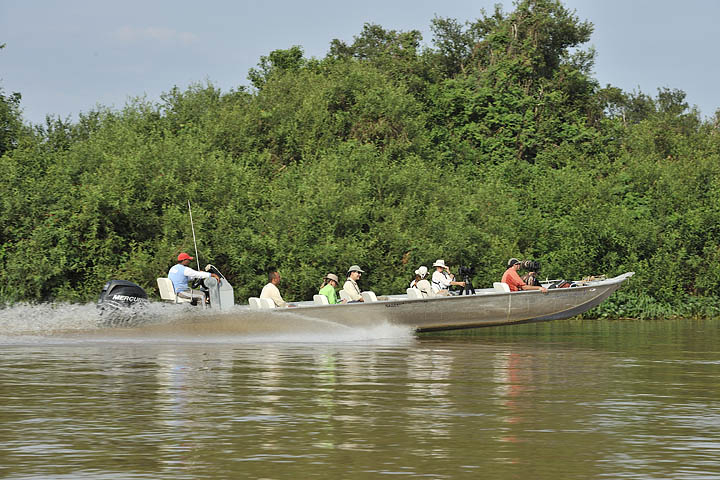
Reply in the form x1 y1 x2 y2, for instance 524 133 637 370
178 252 194 261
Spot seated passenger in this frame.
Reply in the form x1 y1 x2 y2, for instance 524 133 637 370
318 273 345 304
168 252 220 304
502 258 548 293
260 268 295 307
431 259 465 296
410 266 434 298
409 266 426 288
342 265 365 302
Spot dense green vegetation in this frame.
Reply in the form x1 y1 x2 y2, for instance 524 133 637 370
1 1 719 318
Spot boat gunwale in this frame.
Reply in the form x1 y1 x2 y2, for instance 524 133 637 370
272 272 634 312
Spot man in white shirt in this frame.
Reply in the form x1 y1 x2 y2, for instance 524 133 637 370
260 269 294 307
430 259 465 295
342 265 365 302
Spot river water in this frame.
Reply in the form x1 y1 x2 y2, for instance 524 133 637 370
1 303 719 479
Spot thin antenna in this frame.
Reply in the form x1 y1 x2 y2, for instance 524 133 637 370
188 200 201 270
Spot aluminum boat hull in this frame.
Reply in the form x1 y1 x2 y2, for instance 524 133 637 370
239 272 634 332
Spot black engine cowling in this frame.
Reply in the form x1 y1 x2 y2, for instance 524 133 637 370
97 280 149 326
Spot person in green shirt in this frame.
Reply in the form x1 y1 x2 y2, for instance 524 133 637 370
318 273 344 304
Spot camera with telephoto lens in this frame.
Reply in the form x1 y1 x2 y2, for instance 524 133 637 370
520 260 541 287
521 260 541 272
457 266 476 296
458 265 475 277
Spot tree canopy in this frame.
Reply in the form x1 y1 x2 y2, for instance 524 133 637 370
2 0 719 319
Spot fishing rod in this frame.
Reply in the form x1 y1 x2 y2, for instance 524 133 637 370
188 200 223 280
187 200 207 308
188 200 201 271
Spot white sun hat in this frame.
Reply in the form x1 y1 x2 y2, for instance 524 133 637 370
415 266 428 277
432 259 446 268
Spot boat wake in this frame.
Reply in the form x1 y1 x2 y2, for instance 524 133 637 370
0 301 415 345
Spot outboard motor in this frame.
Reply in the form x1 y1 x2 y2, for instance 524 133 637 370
97 280 149 327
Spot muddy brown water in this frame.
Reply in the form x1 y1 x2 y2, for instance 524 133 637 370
1 303 718 479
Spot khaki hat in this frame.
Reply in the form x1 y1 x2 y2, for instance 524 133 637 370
325 273 340 283
433 259 446 268
507 258 521 267
347 265 365 273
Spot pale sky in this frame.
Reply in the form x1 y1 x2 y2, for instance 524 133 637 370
1 0 718 125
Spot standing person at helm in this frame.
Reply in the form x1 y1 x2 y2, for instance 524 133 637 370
502 258 548 293
342 265 365 302
168 252 220 304
431 259 465 295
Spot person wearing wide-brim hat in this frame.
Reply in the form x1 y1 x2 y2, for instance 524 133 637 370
410 265 428 288
342 265 365 302
431 259 465 295
501 258 547 293
318 273 345 304
410 265 435 298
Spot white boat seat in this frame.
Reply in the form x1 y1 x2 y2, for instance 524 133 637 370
313 294 329 305
259 297 276 309
339 290 350 302
406 288 423 299
493 282 511 293
157 278 192 303
361 291 378 302
248 297 262 309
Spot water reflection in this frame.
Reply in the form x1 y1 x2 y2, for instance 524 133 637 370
406 347 454 457
311 352 339 451
153 349 229 471
0 318 719 479
492 351 530 451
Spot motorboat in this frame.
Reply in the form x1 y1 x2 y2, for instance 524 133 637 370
249 272 633 331
97 269 634 332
